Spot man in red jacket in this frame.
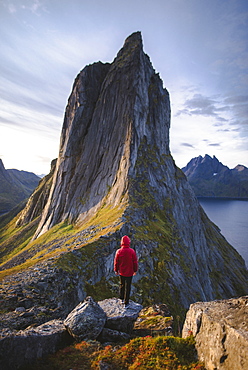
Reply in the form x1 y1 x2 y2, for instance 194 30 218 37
114 235 138 308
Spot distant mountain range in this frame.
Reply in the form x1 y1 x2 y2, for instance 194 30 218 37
182 154 248 198
0 159 40 214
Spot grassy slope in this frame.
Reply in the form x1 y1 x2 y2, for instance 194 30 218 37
0 203 125 281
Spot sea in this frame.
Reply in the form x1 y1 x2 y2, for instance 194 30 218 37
199 197 248 268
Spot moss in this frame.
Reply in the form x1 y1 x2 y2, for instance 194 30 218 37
55 239 100 277
138 315 171 329
77 203 125 231
85 278 115 301
0 200 125 281
0 218 40 265
127 141 189 319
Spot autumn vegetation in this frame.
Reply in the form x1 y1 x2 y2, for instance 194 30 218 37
23 335 205 370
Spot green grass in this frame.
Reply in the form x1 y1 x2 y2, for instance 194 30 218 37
0 203 125 281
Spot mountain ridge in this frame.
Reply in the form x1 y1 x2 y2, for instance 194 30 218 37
0 159 40 214
182 154 248 198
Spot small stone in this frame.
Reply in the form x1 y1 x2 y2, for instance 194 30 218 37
20 311 35 318
15 307 26 313
97 327 130 343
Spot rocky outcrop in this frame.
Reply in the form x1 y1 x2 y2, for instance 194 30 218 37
64 296 106 341
0 261 87 329
182 155 248 198
182 296 248 370
0 296 142 369
1 32 248 319
0 320 72 370
0 159 40 214
98 297 143 334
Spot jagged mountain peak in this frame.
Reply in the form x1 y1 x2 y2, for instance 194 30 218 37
182 154 248 198
29 31 170 238
182 154 228 178
116 31 143 58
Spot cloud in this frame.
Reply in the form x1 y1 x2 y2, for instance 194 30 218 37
208 143 221 147
181 143 195 148
225 95 248 105
7 3 17 13
175 93 229 121
224 95 248 122
4 0 47 15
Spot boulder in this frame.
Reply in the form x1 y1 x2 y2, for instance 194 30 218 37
0 320 71 370
182 296 248 370
64 296 106 341
98 298 143 334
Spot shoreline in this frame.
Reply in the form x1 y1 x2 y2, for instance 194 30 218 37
197 196 248 201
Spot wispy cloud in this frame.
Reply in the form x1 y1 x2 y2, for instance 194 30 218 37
208 143 221 147
181 143 195 148
175 93 229 121
4 0 47 15
224 95 248 127
7 3 17 13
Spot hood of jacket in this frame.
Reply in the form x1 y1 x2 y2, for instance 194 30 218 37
121 235 130 247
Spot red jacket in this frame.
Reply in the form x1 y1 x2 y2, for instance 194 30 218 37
114 236 138 277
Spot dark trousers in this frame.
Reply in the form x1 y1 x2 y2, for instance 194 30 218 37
119 275 132 305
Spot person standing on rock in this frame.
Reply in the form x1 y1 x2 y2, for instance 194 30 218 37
114 235 138 308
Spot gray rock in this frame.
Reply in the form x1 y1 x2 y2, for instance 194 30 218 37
98 360 112 370
98 298 143 334
97 327 130 343
182 296 248 370
17 298 33 309
0 319 71 370
64 296 106 341
15 307 26 313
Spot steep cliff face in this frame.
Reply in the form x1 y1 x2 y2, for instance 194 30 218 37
32 32 170 238
3 32 247 313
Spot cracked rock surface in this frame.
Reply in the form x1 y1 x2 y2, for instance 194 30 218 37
182 296 248 370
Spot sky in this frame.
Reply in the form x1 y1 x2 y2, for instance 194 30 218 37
0 0 248 175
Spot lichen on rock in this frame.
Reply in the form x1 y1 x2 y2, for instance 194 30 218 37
182 296 248 370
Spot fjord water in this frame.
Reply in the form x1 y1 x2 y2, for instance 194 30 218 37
199 198 248 267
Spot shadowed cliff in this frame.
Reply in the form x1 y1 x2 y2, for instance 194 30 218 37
0 32 247 318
